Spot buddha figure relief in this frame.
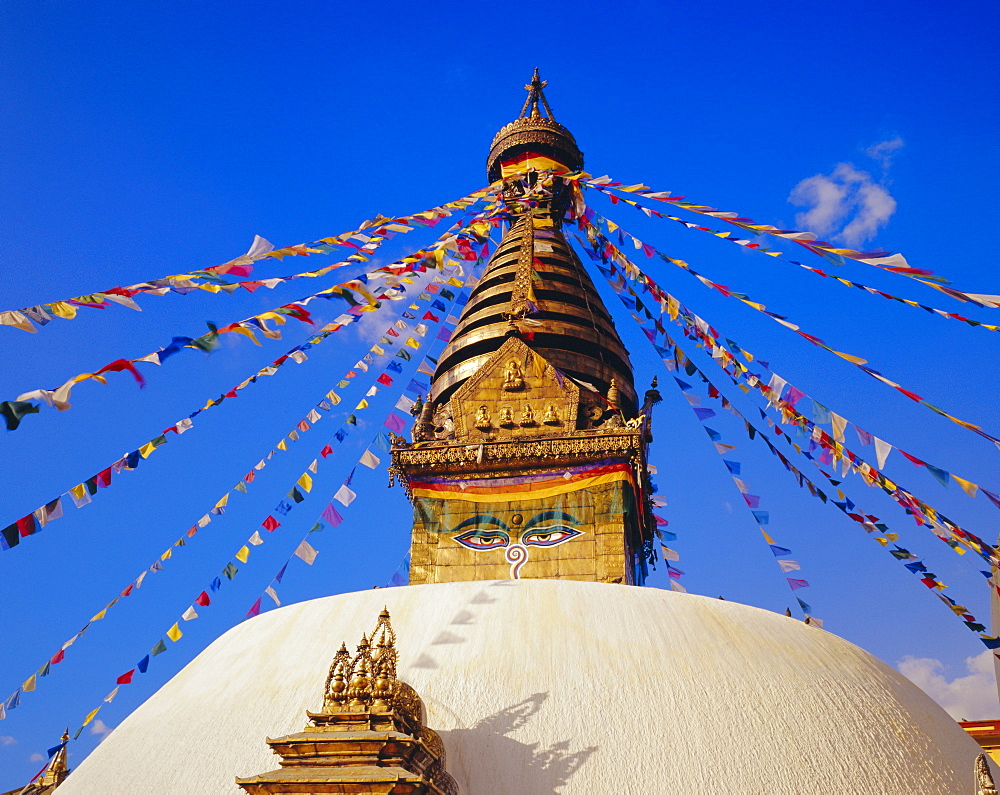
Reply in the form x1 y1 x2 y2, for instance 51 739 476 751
502 360 525 391
474 405 491 430
519 404 535 426
499 405 515 427
543 404 559 425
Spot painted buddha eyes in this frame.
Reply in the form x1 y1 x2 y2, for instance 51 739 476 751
454 529 510 551
451 514 582 552
520 525 581 547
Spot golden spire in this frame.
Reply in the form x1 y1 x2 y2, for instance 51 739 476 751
433 73 636 414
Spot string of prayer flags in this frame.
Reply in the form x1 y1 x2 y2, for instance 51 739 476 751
652 312 816 612
577 185 1000 334
1 238 488 553
580 175 1000 307
584 207 1000 506
575 220 999 568
5 199 505 430
0 182 501 333
0 262 482 719
577 209 1000 450
661 332 995 650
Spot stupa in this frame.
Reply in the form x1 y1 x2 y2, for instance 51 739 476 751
56 72 991 794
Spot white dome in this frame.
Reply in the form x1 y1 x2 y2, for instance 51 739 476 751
61 580 984 794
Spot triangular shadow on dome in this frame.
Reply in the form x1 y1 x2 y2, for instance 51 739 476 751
440 693 598 793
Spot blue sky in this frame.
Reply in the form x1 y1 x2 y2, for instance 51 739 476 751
2 0 999 785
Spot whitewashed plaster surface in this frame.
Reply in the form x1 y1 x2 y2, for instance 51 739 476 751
61 579 986 794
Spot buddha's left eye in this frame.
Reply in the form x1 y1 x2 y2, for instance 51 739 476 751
521 526 581 547
453 530 510 551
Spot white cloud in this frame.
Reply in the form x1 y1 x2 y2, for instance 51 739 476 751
29 752 44 762
789 162 897 247
89 719 113 741
865 136 904 172
0 735 15 745
898 649 1000 720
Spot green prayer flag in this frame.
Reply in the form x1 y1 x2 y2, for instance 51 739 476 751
151 639 167 656
223 562 238 580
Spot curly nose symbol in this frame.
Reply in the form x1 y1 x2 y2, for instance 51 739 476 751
505 544 528 579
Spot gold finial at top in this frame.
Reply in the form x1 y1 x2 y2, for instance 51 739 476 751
519 67 556 121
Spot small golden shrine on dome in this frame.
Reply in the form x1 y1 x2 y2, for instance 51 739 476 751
236 609 457 795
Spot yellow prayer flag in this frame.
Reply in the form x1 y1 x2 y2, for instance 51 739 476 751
953 475 979 498
91 609 107 622
297 473 313 493
167 623 183 642
71 483 87 499
235 546 249 563
22 674 36 692
276 439 288 451
760 530 776 545
161 549 172 561
405 337 420 349
139 442 157 459
82 706 102 726
833 350 868 365
230 325 261 345
447 277 463 287
49 301 79 319
356 399 369 410
215 494 229 510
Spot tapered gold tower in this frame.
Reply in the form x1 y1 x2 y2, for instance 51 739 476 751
391 72 657 586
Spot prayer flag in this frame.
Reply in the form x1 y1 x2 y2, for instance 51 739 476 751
235 546 250 563
321 503 344 527
787 578 810 590
294 540 318 565
360 450 380 469
195 591 211 606
384 412 406 433
334 483 357 507
166 623 182 642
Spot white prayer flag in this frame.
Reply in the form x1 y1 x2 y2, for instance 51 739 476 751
334 484 357 507
294 540 318 565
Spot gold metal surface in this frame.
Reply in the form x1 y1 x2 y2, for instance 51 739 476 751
236 610 458 795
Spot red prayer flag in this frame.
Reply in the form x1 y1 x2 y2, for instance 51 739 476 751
386 328 400 337
262 516 280 532
377 373 393 386
246 598 262 618
195 592 211 606
16 515 36 537
422 312 439 321
297 419 310 432
787 578 809 590
899 451 926 467
120 584 134 597
96 467 112 488
116 670 135 685
320 444 333 458
95 358 146 388
50 649 65 665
